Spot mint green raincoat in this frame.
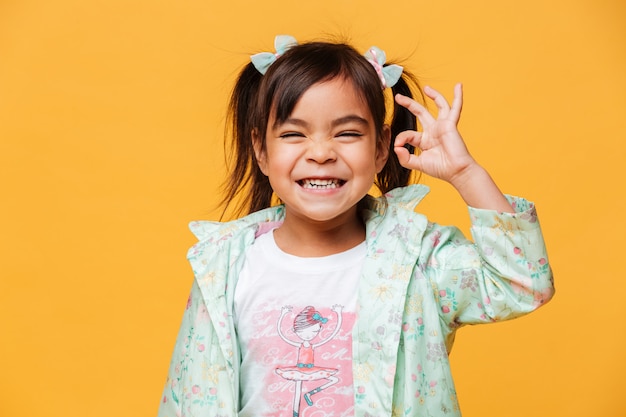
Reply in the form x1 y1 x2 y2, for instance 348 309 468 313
158 185 554 417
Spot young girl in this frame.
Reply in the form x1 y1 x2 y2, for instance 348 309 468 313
158 35 554 417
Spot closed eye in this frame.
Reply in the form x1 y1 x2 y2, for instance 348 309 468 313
337 131 363 137
335 131 364 142
279 132 306 139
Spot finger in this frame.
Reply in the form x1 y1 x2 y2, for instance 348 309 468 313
394 146 423 171
395 94 435 126
448 83 464 123
394 130 424 150
424 85 451 116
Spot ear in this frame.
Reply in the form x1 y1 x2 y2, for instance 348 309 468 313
375 124 391 173
252 128 269 176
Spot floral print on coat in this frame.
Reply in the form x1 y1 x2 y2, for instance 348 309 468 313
158 185 554 417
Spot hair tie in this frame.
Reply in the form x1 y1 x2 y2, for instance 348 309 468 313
364 46 403 89
312 312 328 324
250 35 298 74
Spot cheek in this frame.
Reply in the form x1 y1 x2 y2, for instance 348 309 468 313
264 153 290 176
266 144 303 171
352 143 383 174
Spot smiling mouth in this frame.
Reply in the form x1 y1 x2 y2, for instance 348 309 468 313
298 179 345 189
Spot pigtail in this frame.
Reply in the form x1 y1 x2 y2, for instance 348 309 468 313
375 67 424 193
221 62 272 219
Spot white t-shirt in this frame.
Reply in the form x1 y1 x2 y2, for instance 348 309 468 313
234 229 365 417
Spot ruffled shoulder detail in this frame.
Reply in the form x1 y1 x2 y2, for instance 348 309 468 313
367 184 430 215
188 205 286 241
185 205 287 304
186 206 286 277
188 220 222 241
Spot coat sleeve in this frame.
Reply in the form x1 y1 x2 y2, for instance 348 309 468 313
157 280 235 417
423 196 555 327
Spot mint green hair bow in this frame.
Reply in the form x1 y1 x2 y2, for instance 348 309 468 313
364 46 403 88
250 35 298 74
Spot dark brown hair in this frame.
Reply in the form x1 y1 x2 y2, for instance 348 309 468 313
223 40 423 218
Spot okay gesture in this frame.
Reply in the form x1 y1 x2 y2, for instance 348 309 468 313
394 83 476 185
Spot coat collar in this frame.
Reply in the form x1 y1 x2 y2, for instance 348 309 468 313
188 184 429 243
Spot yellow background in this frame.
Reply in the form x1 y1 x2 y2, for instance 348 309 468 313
1 0 624 416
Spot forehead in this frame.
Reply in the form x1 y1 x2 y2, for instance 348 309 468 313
271 77 372 126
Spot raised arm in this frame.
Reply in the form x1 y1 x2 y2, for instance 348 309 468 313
394 84 514 213
277 305 300 347
313 304 344 348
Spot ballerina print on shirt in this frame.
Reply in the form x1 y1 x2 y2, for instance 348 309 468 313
275 305 343 417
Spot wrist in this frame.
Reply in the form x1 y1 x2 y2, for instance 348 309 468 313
448 163 514 212
448 160 484 191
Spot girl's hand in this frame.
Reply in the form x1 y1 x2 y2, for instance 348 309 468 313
394 83 476 185
395 84 515 212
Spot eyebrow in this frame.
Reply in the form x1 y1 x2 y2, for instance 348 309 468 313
274 115 370 129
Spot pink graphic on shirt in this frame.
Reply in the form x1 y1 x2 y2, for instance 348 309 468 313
275 305 343 417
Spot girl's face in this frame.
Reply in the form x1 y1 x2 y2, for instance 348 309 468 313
254 77 389 227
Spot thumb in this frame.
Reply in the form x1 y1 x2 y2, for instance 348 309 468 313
394 146 422 172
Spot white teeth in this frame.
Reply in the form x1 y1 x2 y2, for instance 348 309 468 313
301 179 341 189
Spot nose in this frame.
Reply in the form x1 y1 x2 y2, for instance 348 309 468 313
306 137 336 164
